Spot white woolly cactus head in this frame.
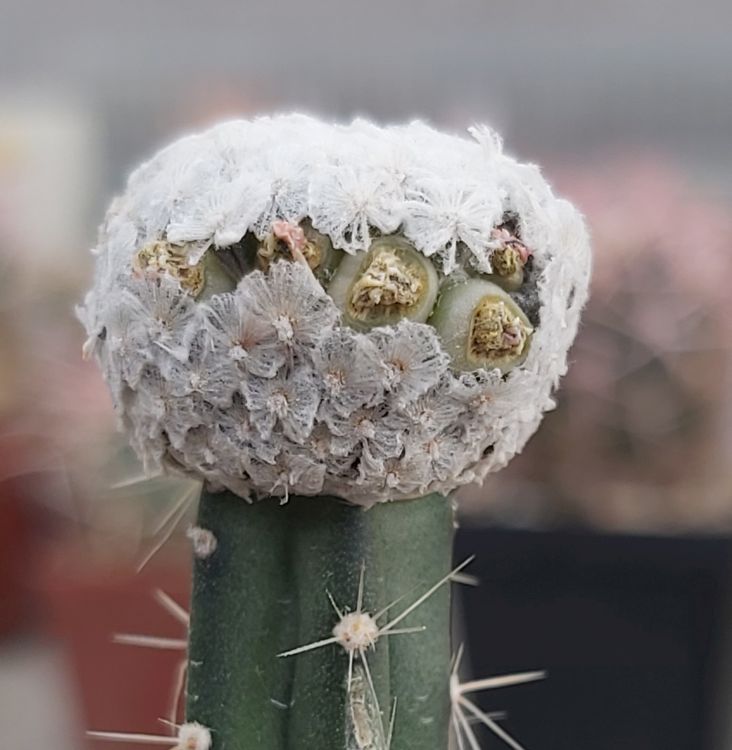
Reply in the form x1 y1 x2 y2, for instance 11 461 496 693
79 114 590 505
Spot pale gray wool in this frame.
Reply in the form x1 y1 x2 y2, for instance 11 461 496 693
79 114 591 505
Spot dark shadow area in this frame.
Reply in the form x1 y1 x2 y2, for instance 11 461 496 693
456 525 731 750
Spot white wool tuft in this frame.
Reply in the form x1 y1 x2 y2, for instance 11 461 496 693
176 721 212 750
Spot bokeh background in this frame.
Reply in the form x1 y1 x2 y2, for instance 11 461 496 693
1 1 731 748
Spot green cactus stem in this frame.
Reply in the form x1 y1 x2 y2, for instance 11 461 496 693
186 489 455 750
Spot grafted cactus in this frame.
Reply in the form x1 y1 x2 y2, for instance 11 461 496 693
80 115 590 749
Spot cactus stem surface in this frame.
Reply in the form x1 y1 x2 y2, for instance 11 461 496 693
185 489 455 750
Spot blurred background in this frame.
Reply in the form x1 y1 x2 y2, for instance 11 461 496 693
1 1 731 748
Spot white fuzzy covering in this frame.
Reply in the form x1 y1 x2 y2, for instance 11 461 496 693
79 114 591 505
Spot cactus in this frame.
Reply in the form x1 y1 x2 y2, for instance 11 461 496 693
80 115 590 749
186 490 453 750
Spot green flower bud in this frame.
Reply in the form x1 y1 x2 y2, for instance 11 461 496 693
258 220 343 282
488 244 526 291
430 278 533 373
133 240 239 301
328 236 439 330
469 225 532 292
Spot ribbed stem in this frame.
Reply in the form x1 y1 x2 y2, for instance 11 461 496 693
186 490 454 750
